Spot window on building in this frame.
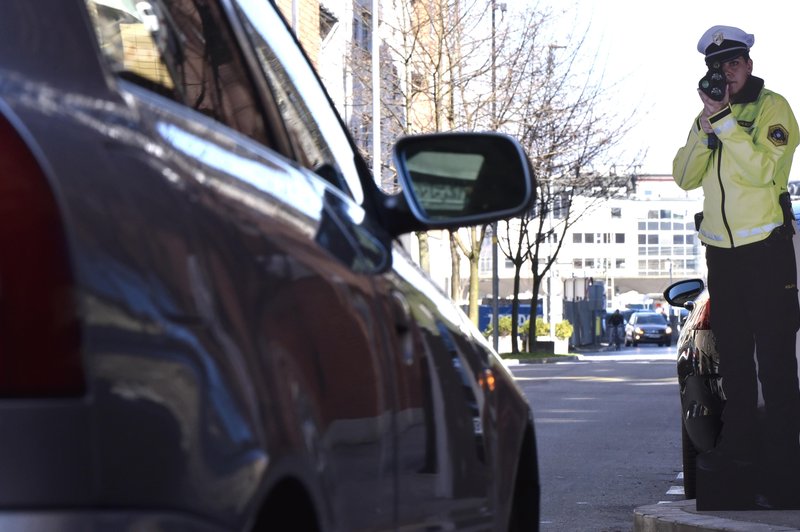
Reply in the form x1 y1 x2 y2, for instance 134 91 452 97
615 233 625 243
673 234 685 244
616 258 626 268
411 71 425 92
479 249 492 274
573 233 583 243
573 259 583 268
584 233 594 243
353 6 372 53
611 207 622 218
553 192 571 219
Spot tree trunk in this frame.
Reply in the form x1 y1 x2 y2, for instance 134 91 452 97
468 252 479 327
510 265 523 353
449 232 460 301
416 231 430 274
527 275 543 351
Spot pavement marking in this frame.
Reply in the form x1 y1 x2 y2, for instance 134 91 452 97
665 471 685 497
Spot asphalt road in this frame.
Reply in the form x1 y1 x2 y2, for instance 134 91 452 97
509 347 685 532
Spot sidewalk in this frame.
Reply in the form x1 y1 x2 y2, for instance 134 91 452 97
635 499 800 531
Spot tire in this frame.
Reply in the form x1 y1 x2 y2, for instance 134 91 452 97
681 419 698 499
632 340 638 347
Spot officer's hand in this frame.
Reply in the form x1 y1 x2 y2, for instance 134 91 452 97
698 85 729 133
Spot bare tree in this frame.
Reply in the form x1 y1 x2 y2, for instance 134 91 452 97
379 0 497 314
349 1 643 335
491 6 642 352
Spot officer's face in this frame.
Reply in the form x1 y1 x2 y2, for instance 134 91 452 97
721 56 753 97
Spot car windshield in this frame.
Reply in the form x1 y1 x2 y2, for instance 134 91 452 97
637 314 665 324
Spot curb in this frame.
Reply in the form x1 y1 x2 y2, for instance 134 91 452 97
634 500 800 531
502 355 580 365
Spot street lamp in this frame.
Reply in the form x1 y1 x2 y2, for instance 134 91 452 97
490 0 504 351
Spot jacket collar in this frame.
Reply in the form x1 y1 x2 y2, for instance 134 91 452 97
731 75 764 104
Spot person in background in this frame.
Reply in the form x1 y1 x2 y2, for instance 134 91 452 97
673 24 800 509
607 309 624 349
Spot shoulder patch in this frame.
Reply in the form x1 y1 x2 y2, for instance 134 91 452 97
768 124 789 146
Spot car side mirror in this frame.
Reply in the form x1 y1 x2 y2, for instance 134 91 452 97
664 279 705 308
392 132 535 229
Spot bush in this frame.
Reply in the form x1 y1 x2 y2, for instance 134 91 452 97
555 320 574 340
535 317 549 337
483 316 570 341
530 317 574 341
483 315 513 337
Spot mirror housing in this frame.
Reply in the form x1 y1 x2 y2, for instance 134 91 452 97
386 132 535 235
664 279 705 308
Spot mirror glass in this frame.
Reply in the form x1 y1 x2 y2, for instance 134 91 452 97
395 133 532 223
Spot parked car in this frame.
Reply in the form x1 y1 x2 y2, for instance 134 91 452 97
624 311 672 347
0 1 540 530
621 308 637 325
664 279 723 500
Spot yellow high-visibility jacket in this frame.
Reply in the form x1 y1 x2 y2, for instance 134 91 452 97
673 76 799 248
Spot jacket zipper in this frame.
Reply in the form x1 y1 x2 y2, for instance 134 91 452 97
716 145 735 247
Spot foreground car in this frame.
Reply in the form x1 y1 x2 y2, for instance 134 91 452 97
624 311 672 347
663 280 723 499
0 1 539 530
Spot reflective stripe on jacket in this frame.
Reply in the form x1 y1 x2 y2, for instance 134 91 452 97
672 76 799 248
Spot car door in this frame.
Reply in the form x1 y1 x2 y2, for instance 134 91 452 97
85 0 398 529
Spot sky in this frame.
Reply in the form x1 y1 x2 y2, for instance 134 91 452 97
534 0 800 180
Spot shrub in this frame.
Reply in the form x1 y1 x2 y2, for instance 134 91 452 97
535 317 549 337
555 320 574 340
483 315 514 337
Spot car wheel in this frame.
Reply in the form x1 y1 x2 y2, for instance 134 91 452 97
632 340 638 347
681 419 697 499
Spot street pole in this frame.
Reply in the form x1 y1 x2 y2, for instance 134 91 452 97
491 0 499 352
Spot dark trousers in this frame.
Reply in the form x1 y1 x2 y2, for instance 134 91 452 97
705 234 800 501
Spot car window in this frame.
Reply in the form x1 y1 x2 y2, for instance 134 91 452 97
233 0 365 204
85 0 270 147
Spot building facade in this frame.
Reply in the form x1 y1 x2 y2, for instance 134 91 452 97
469 174 705 317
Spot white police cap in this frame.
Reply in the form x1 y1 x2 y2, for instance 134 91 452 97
697 25 754 65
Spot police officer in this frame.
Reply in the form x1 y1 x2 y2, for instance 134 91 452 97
673 25 800 509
